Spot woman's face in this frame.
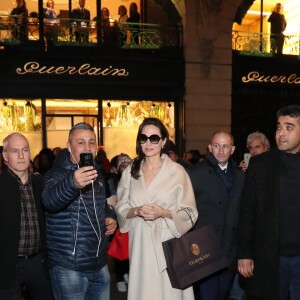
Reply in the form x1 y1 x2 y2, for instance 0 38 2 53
47 1 54 8
130 3 137 13
16 0 24 8
139 124 165 158
119 7 125 16
102 8 109 17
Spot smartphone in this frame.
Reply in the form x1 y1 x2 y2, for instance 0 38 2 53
244 153 251 167
79 152 94 168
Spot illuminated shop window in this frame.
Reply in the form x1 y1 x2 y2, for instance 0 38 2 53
0 99 42 157
102 100 175 159
233 0 300 55
0 99 176 160
45 99 98 152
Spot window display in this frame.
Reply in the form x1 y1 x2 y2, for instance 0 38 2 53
0 99 175 160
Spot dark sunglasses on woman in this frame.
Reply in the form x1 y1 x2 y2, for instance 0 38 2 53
138 134 162 144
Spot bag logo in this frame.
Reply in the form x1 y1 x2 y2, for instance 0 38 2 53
191 243 200 256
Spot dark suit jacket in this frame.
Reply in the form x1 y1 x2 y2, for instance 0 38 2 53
238 150 280 299
71 7 90 22
188 153 245 267
0 168 48 288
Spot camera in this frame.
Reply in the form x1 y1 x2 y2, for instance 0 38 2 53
79 152 94 168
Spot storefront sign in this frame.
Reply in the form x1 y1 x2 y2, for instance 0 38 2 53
0 49 184 99
233 54 300 88
242 71 300 85
16 61 129 77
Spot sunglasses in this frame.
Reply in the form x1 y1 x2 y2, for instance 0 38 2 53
138 134 162 144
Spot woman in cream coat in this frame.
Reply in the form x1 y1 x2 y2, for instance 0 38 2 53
115 118 198 300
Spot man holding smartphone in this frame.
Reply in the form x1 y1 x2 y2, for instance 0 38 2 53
42 122 117 300
238 131 270 172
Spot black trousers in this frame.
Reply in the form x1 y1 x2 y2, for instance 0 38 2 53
115 258 129 282
0 252 53 300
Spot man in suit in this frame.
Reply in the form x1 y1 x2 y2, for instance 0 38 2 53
238 105 300 300
188 130 245 300
0 133 53 299
71 0 90 42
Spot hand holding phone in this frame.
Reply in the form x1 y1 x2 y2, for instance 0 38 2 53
244 153 251 167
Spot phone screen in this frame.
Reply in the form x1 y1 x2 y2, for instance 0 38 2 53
79 152 94 168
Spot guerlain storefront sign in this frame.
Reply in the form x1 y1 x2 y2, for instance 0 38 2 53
242 71 300 85
16 61 129 77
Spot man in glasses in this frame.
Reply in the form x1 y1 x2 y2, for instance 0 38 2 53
188 130 245 300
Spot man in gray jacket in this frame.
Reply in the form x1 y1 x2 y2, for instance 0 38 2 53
188 130 244 300
42 122 117 300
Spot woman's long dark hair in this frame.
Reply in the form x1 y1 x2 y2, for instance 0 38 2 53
131 118 169 179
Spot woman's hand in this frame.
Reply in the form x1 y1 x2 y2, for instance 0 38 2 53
140 204 171 220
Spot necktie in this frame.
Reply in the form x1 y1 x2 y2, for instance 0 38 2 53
81 8 84 17
222 168 227 174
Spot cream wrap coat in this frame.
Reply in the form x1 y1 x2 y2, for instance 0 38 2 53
115 154 198 300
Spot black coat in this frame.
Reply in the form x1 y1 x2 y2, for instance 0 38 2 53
0 169 48 288
238 150 280 300
268 12 287 35
188 153 245 267
71 7 90 21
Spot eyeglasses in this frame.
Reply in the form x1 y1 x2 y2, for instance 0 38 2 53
138 134 162 144
212 144 232 150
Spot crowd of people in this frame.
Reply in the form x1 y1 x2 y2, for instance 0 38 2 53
1 104 300 300
8 0 140 46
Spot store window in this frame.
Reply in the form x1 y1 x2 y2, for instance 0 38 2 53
0 99 175 161
45 99 99 152
233 0 300 55
0 99 42 157
102 100 175 159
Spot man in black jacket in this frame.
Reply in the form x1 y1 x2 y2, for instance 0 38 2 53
268 3 287 54
238 105 300 300
188 130 245 300
71 0 91 42
0 133 53 299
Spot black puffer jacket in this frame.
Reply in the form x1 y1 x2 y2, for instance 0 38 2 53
42 148 116 271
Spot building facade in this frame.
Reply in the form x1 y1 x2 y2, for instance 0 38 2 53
1 0 298 160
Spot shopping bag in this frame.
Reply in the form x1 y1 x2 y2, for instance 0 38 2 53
108 228 129 260
162 225 228 289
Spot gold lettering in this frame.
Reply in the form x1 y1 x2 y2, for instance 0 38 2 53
16 61 129 77
242 71 300 85
87 67 101 75
189 253 211 265
242 71 260 83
